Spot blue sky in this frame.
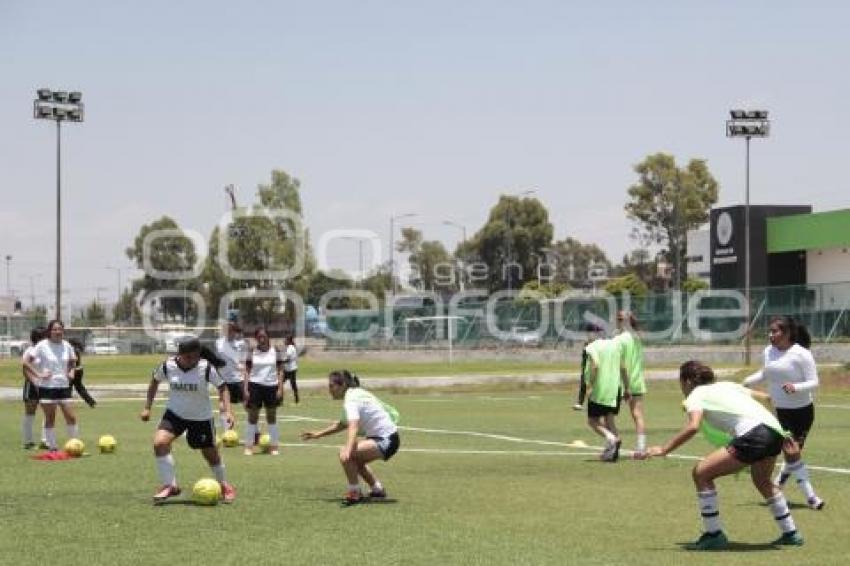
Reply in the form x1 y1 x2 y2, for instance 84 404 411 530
1 1 849 307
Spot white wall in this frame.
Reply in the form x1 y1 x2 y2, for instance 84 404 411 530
808 248 850 308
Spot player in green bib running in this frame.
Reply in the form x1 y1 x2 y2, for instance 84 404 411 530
301 370 400 505
613 311 647 457
647 361 803 550
584 335 629 462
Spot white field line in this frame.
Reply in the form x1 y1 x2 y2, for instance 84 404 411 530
820 404 850 410
73 401 850 475
280 443 594 457
281 415 850 475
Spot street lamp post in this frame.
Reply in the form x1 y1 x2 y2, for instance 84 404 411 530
4 255 11 296
442 220 467 291
34 88 84 320
389 213 417 294
341 237 365 288
727 109 770 365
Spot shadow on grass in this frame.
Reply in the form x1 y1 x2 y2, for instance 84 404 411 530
673 541 780 553
317 497 400 507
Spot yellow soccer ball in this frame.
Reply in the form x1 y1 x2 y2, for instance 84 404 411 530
258 433 272 453
64 438 85 457
98 435 117 454
222 430 239 448
192 478 222 506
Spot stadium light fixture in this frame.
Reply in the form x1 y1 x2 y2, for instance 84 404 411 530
33 87 85 320
726 108 771 366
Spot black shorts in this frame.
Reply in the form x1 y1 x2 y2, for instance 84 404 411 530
283 370 296 382
37 387 72 403
23 380 39 402
158 409 216 449
727 424 784 464
775 404 814 447
246 382 281 409
224 382 244 404
588 396 621 418
368 432 401 461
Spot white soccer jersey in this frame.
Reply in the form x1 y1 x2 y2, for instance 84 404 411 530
30 339 76 389
685 381 783 438
22 345 39 379
342 388 397 438
282 344 297 372
248 346 279 386
745 344 819 409
153 358 224 421
215 337 246 383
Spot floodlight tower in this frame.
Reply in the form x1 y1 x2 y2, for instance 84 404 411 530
34 88 85 320
727 109 770 365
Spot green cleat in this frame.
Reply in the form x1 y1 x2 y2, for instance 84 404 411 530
687 531 729 551
773 531 804 546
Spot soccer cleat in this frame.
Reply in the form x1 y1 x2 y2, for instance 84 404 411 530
152 484 181 504
38 441 50 450
269 448 280 456
687 531 729 551
342 490 362 506
220 481 236 504
807 497 825 510
772 531 804 546
632 450 648 461
369 487 387 499
572 403 583 411
611 440 622 462
23 442 37 450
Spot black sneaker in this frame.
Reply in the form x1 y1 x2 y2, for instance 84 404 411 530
23 442 37 450
369 488 387 499
611 440 622 462
686 531 729 551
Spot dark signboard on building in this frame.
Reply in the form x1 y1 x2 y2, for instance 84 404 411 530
710 205 811 289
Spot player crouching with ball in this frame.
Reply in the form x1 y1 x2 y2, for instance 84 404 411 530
140 338 236 505
301 370 400 505
646 361 803 550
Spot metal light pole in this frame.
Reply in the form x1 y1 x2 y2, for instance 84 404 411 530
34 88 84 321
4 255 11 296
443 220 467 291
727 109 770 365
390 213 417 294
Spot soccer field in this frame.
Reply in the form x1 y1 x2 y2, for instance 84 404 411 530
1 378 848 565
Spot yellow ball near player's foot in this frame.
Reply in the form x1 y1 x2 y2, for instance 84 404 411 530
222 430 239 447
64 438 85 457
258 433 272 453
98 435 117 454
192 478 222 506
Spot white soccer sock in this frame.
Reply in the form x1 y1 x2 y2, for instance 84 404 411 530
211 463 226 483
67 424 79 439
268 424 280 445
244 423 257 447
44 428 57 450
41 421 47 443
636 434 647 452
347 483 361 493
156 454 176 486
219 412 229 431
775 462 790 486
787 460 819 501
767 493 797 534
697 489 722 534
22 414 35 443
601 428 617 444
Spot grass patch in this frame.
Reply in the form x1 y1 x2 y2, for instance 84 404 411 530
1 379 848 565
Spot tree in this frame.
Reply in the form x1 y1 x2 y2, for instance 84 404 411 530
83 300 107 326
547 237 611 287
682 277 709 293
519 279 569 301
113 289 142 324
625 153 719 288
125 216 198 320
198 169 315 324
605 274 649 298
397 227 453 291
466 195 554 291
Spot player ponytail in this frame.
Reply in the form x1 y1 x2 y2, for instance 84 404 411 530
329 369 361 389
30 327 45 344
